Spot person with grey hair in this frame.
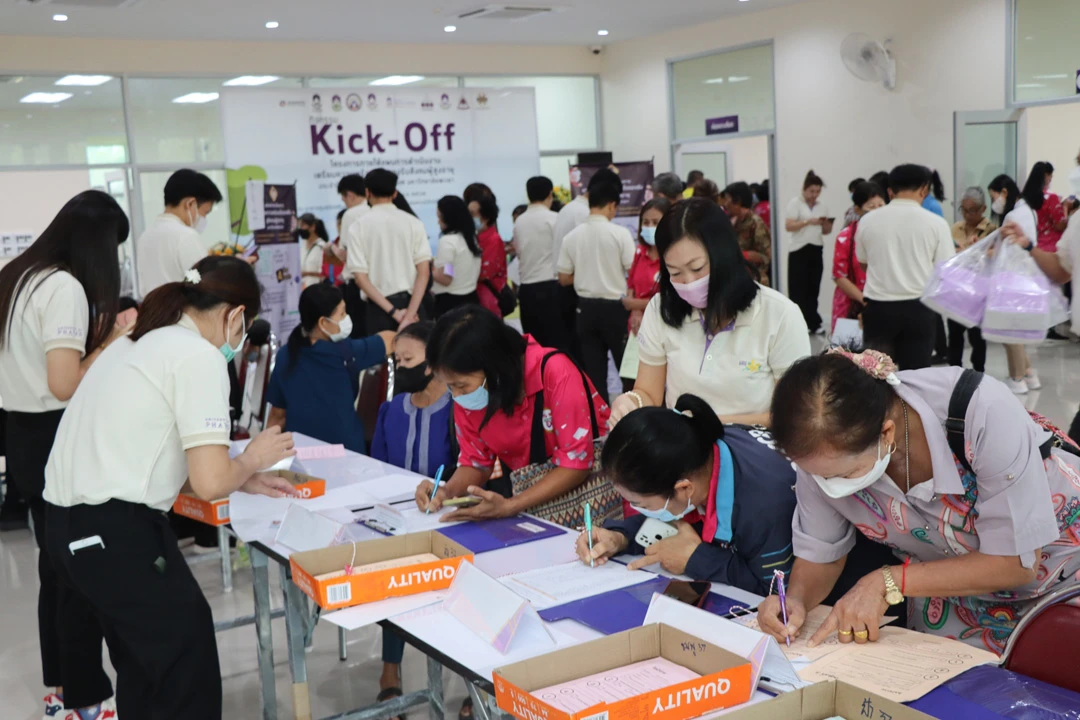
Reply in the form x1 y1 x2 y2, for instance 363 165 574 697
946 186 996 371
652 172 684 203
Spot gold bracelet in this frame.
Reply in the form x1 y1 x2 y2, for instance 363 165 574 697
625 391 645 409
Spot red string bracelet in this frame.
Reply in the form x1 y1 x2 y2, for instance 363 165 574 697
901 557 912 595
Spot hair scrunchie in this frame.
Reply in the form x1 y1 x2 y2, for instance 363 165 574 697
826 347 901 386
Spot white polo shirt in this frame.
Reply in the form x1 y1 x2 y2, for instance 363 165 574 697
785 197 830 252
433 232 482 296
344 203 432 300
1056 211 1080 333
44 314 232 511
136 213 206 295
855 199 955 302
553 195 590 271
637 286 811 416
0 269 89 412
557 215 636 300
513 204 559 284
300 238 327 289
339 201 370 251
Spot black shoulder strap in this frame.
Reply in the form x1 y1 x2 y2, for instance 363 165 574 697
527 351 600 466
946 369 984 475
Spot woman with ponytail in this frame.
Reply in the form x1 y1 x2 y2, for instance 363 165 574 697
42 255 298 718
266 283 395 453
576 393 797 595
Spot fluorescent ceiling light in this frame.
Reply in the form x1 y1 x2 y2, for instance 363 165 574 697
52 14 68 21
444 25 457 32
172 92 220 104
1033 74 1069 80
20 92 73 104
265 21 279 29
728 76 750 82
223 75 280 86
1016 83 1046 89
370 75 424 86
704 78 725 84
55 75 112 86
597 29 609 36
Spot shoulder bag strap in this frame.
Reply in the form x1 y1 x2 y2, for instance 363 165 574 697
946 369 984 475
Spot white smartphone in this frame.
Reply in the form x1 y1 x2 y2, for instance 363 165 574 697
635 517 679 548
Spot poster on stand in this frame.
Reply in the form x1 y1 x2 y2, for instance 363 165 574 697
569 160 655 236
246 183 301 339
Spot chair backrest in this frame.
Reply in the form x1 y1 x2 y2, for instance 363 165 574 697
1003 583 1080 693
235 333 279 438
355 358 392 447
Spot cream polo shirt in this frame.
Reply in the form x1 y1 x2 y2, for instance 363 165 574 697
300 238 327 289
43 314 232 511
557 215 636 300
136 213 206 295
344 203 432 300
338 201 370 252
513 204 559 284
855 199 955 302
637 285 811 416
0 270 89 413
553 195 590 271
432 232 482 296
785 197 830 252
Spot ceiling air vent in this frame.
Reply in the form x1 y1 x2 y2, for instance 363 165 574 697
457 5 558 22
18 0 145 9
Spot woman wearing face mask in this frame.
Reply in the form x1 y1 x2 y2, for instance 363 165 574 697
575 394 796 595
432 196 483 317
621 199 671 374
43 256 298 718
266 284 394 454
298 213 330 289
757 348 1080 654
831 181 886 334
413 305 610 522
609 199 810 429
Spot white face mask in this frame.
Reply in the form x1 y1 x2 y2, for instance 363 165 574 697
327 315 352 342
991 197 1006 216
188 205 208 234
810 438 894 499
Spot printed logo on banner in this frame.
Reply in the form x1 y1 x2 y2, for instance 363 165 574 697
440 93 451 110
367 93 378 110
331 94 343 112
386 96 394 109
312 94 323 112
458 96 470 110
476 92 489 108
421 97 435 111
346 94 362 111
280 99 304 108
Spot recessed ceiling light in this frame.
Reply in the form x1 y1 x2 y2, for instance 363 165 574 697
370 75 425 86
172 92 220 104
444 25 457 32
265 21 279 29
728 76 750 83
52 14 68 22
1016 83 1046 89
597 29 609 36
223 75 280 86
704 78 725 84
21 92 73 104
1033 74 1069 80
55 75 112 86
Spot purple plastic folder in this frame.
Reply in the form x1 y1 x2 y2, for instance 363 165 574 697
909 665 1080 720
438 516 566 554
538 576 753 635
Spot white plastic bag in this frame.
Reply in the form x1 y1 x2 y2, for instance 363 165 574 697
981 239 1064 343
921 233 996 328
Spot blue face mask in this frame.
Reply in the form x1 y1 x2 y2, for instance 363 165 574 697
453 380 489 411
473 216 483 232
640 226 657 246
218 309 247 363
631 495 695 523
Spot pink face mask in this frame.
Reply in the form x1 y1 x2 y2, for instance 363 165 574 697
672 274 711 309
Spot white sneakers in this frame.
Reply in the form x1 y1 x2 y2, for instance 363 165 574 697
1025 369 1042 391
1006 377 1029 395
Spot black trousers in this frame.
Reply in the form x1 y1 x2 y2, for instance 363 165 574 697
342 281 368 339
365 291 430 333
576 297 629 404
434 291 479 318
862 298 937 370
519 281 566 351
558 284 583 363
0 408 24 510
47 500 222 719
788 245 823 332
947 320 986 372
7 410 111 707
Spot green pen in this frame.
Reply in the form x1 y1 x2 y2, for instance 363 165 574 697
584 502 594 568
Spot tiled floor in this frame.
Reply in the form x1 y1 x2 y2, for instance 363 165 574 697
1 340 1078 720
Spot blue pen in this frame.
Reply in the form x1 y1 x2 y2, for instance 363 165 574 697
426 465 445 514
584 502 594 567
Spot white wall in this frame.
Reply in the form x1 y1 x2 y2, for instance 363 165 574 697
1026 102 1080 199
600 0 1007 320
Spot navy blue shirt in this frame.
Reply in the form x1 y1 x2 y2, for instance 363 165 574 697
266 337 387 454
606 426 797 596
371 391 454 477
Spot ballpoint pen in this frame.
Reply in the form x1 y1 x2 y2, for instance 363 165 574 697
775 569 790 647
584 502 594 567
426 464 444 515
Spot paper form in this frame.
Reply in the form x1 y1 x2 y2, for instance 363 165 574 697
500 561 654 610
795 627 999 703
295 444 346 461
532 658 701 713
352 474 423 504
734 605 894 663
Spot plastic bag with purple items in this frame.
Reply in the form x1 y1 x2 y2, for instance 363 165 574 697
921 233 996 327
981 240 1067 343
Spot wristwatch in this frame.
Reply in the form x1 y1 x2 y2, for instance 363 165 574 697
1023 238 1035 252
882 566 904 606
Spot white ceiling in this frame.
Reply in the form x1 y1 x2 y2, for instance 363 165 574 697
0 0 807 46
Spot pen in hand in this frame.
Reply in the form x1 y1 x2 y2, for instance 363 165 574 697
774 569 790 647
584 502 594 568
426 465 444 515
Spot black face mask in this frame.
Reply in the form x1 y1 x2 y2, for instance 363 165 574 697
395 362 433 394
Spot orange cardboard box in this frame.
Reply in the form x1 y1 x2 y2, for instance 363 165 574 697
289 530 473 610
718 680 936 720
171 469 326 526
493 624 754 720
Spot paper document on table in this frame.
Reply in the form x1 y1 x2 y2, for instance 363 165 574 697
295 444 346 461
352 474 422 504
734 605 894 663
796 626 999 703
500 561 654 610
357 504 461 536
323 592 447 631
533 658 701 714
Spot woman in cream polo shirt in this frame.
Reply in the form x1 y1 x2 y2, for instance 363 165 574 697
43 256 297 719
610 199 810 428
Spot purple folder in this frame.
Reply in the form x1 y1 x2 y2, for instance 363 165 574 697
538 576 754 635
909 665 1080 720
438 516 566 554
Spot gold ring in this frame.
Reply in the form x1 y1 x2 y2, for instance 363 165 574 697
838 630 853 636
854 630 869 639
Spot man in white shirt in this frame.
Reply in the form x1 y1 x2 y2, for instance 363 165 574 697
344 168 432 333
513 176 563 350
855 164 955 369
336 174 369 337
136 169 222 295
558 175 635 402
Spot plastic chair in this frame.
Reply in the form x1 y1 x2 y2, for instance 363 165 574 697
355 358 392 448
1002 583 1080 693
234 332 279 439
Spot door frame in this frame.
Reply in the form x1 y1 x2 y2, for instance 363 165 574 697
671 140 737 187
953 109 1027 222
